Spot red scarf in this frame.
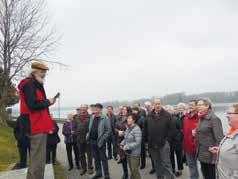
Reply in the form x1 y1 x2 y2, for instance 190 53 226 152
198 109 209 118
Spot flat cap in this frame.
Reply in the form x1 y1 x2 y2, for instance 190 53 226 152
31 61 49 71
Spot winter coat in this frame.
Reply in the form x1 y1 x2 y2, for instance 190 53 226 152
216 130 238 179
87 114 111 148
195 110 224 164
63 120 77 144
182 112 199 154
143 108 176 149
47 121 60 146
73 115 90 144
121 124 142 157
18 77 53 135
169 114 183 150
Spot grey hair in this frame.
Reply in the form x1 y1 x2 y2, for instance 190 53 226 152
165 105 174 112
177 103 187 109
144 101 152 106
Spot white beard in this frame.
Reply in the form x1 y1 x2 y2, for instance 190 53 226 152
35 76 45 84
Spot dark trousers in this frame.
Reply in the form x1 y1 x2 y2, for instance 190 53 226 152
91 142 110 177
200 162 215 179
78 142 93 170
122 157 129 178
46 144 57 164
150 142 174 179
18 144 30 168
140 142 146 167
170 146 183 172
148 150 155 170
107 135 117 158
66 142 80 168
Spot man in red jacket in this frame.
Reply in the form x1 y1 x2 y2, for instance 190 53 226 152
18 61 57 179
182 100 200 179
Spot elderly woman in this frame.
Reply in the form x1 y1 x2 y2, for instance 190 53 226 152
195 98 224 179
121 114 142 179
210 104 238 179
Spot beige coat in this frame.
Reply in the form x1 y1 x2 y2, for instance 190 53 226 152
216 130 238 179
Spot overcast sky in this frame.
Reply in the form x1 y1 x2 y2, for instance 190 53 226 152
35 0 238 106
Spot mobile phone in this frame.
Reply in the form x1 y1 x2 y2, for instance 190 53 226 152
54 92 60 99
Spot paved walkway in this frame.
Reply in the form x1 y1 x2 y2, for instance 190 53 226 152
0 164 54 179
57 124 201 179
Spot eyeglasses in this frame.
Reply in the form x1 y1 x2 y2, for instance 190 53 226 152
227 112 238 115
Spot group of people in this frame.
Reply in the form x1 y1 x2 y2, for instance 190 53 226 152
15 60 238 179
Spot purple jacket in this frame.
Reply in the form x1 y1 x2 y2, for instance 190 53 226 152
62 120 77 144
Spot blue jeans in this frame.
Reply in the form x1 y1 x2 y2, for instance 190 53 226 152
91 142 110 177
186 153 199 179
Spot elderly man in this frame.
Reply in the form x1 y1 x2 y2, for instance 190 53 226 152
74 104 94 175
87 103 111 179
18 61 57 179
144 98 175 179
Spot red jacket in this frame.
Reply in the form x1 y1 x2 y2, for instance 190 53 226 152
182 112 199 154
18 78 53 135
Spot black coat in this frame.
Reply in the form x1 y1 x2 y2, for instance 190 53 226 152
169 114 183 150
14 115 30 147
47 121 60 146
143 108 176 148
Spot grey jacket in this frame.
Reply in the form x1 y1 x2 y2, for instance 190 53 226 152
216 131 238 179
195 110 224 164
86 113 111 148
121 124 142 157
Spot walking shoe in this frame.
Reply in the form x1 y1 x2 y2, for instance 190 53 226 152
68 166 73 171
88 168 94 175
104 177 110 179
149 168 155 174
80 169 87 176
175 170 182 177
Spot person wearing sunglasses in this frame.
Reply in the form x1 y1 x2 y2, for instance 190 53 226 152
210 104 238 179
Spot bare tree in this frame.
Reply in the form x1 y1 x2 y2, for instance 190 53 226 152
0 0 60 125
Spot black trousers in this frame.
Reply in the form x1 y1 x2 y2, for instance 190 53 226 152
91 142 110 177
66 142 80 168
140 142 146 167
78 142 93 170
200 162 215 179
107 135 117 158
122 157 128 178
46 144 57 164
170 146 183 172
18 145 30 168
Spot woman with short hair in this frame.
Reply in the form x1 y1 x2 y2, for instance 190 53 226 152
195 98 224 179
121 114 142 179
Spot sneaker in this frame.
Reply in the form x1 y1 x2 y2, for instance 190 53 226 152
175 171 182 177
80 169 87 176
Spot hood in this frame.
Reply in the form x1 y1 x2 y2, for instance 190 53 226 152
18 78 31 91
